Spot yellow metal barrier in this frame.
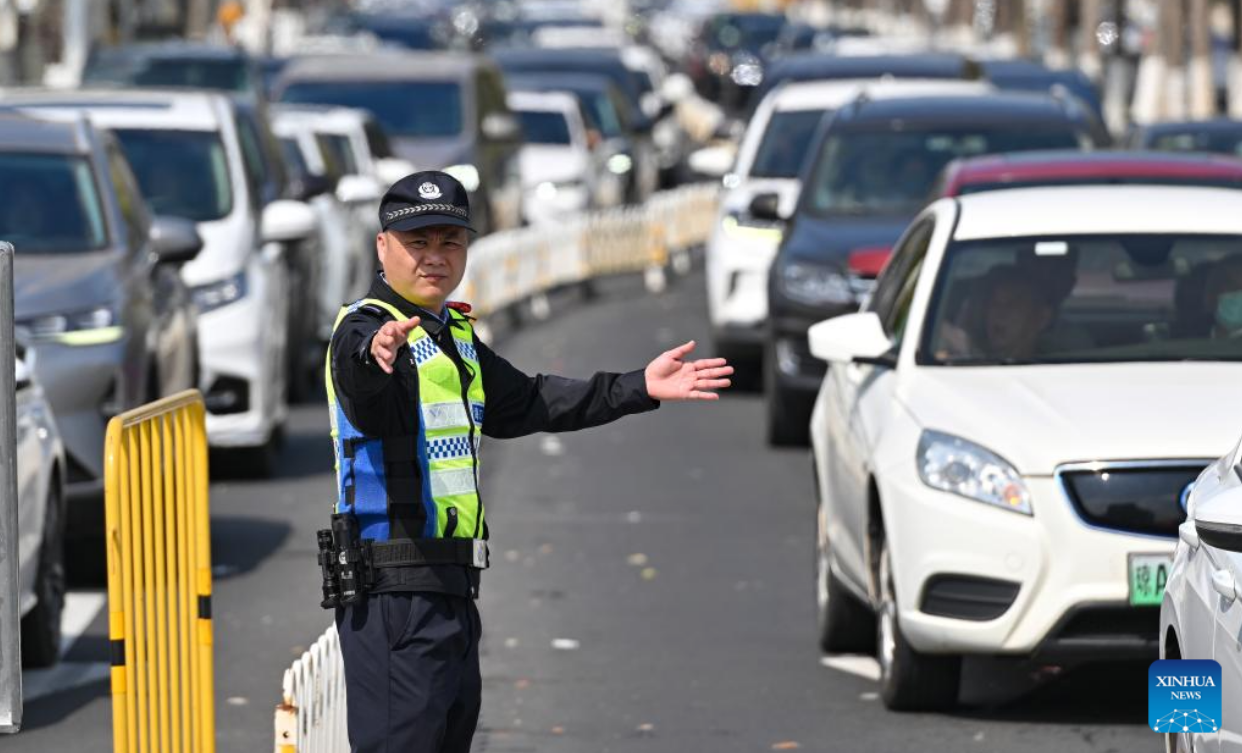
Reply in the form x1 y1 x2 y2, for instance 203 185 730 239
104 389 215 753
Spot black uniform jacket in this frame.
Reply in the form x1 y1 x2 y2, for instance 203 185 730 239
330 274 660 597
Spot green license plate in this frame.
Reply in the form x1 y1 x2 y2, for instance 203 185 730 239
1129 553 1173 606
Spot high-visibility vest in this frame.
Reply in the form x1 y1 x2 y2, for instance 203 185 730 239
325 298 486 543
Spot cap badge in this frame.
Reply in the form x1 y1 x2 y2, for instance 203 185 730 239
418 182 443 200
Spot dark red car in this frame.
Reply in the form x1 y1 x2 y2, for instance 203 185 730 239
934 149 1242 198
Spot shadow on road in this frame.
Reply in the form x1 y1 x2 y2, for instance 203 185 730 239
209 515 292 581
17 679 109 733
955 660 1148 725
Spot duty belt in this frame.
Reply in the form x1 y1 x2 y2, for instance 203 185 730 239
369 538 489 570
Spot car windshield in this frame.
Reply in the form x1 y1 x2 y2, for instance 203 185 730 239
708 15 785 53
0 153 107 253
279 81 463 138
749 109 825 178
516 110 571 145
807 126 1085 215
1150 130 1242 157
114 129 233 222
921 233 1242 366
94 58 252 92
574 90 623 138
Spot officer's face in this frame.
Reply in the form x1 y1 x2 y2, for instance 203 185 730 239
377 225 469 308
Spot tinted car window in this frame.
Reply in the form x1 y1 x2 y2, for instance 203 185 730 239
87 58 252 92
280 81 464 138
1149 130 1242 157
705 14 785 53
114 129 233 222
321 134 359 175
516 110 571 145
922 234 1242 365
749 109 825 178
279 137 309 181
106 143 149 246
0 153 108 252
808 126 1085 215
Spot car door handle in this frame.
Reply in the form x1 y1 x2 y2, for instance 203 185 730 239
1212 569 1238 601
1180 521 1200 549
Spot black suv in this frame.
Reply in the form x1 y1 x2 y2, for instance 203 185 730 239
757 91 1107 445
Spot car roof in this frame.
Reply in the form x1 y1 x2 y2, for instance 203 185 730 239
954 185 1242 240
0 88 229 131
277 52 486 84
833 90 1079 126
0 110 93 154
950 149 1242 179
768 78 992 111
506 90 578 113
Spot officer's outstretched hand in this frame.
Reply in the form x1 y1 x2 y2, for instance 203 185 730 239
644 340 733 401
369 316 422 374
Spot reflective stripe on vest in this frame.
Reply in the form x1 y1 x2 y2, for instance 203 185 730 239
324 298 486 542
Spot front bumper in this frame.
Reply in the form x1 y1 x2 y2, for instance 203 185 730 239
196 259 287 448
882 466 1172 658
30 337 129 500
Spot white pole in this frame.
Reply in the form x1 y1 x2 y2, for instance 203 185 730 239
0 243 22 734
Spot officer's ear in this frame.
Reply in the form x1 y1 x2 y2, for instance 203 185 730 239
376 231 389 265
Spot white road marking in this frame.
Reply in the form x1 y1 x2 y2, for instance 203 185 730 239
820 655 881 682
21 592 109 702
60 592 106 658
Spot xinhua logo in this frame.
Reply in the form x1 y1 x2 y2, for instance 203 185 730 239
1149 660 1222 734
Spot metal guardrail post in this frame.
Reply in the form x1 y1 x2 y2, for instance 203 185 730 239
0 242 19 734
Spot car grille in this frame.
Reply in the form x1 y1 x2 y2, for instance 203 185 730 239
1057 462 1209 538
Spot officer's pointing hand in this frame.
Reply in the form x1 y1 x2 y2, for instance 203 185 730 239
370 316 422 374
644 340 733 401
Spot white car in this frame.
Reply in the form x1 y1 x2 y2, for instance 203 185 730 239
704 78 991 363
807 185 1242 711
270 105 399 339
1163 437 1242 753
14 347 67 668
7 90 302 471
508 91 595 225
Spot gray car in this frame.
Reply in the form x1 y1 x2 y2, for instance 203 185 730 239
274 52 524 235
0 112 202 535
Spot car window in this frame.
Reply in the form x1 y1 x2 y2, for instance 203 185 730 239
279 137 309 182
476 69 508 125
114 129 233 222
515 109 571 145
321 134 359 176
363 120 393 159
106 142 149 248
85 56 252 93
806 125 1087 216
749 109 825 179
280 80 464 138
921 233 1242 365
1149 130 1242 158
869 218 933 340
0 152 108 253
234 114 270 207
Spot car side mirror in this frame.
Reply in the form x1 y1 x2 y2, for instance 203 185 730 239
687 145 734 178
482 112 521 142
261 199 318 244
149 215 203 265
807 312 893 365
375 157 417 188
748 192 785 223
336 174 383 205
1194 486 1242 554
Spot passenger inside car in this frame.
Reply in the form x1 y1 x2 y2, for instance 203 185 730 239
938 265 1057 361
1206 255 1242 339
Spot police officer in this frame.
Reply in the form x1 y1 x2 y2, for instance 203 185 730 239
326 171 733 752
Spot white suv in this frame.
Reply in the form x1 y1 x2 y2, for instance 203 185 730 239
7 90 298 472
704 78 990 363
808 185 1242 711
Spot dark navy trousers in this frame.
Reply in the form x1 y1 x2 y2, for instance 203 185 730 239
336 593 482 752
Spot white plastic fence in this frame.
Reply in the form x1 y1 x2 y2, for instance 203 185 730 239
273 183 720 753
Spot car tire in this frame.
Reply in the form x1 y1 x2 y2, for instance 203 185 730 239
764 345 809 446
816 501 875 654
876 540 961 711
22 479 65 669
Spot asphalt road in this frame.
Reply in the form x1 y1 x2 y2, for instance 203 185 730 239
8 267 1156 752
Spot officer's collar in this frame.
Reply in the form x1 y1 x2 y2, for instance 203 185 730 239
369 273 459 335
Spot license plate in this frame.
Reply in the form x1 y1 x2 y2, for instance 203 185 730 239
1129 553 1173 606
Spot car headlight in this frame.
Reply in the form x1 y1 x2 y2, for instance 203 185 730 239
23 306 123 346
192 270 248 314
917 430 1032 515
607 154 633 175
779 262 854 307
443 164 481 193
